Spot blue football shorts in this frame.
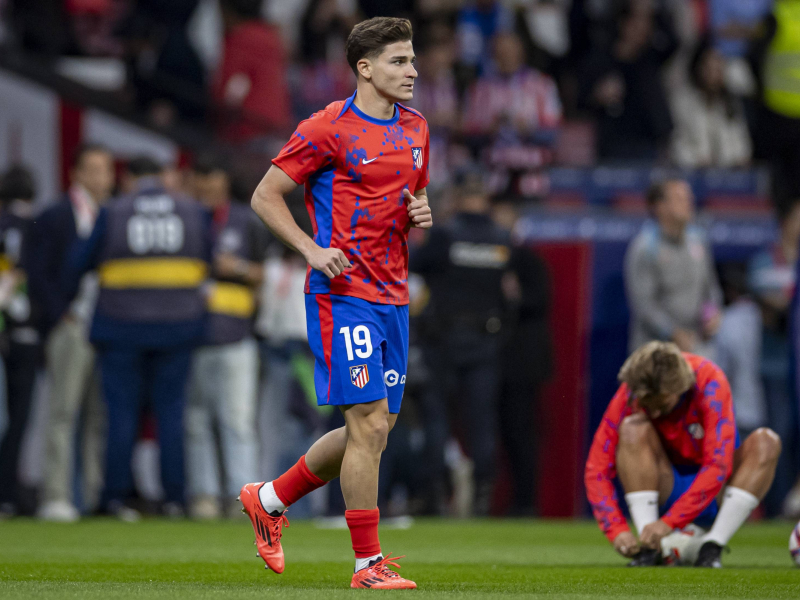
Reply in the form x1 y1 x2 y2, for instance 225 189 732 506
659 464 720 529
305 293 409 414
659 429 742 529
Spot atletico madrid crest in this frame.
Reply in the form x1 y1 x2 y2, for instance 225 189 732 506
411 147 423 169
350 364 369 389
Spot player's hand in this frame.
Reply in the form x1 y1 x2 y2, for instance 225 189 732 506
305 245 351 279
639 520 672 550
612 531 640 558
702 312 721 339
404 189 432 229
214 253 247 278
671 328 696 352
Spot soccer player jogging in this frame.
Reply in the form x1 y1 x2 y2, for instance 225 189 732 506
585 341 781 567
240 17 431 589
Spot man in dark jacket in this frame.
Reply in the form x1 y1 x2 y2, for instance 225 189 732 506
579 4 678 161
27 144 114 522
410 172 515 515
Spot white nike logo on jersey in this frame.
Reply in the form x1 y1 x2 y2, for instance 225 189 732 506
362 157 378 164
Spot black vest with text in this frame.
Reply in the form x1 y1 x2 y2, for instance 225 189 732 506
95 186 209 324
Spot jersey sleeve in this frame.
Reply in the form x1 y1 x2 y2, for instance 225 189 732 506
661 364 737 530
416 121 430 191
585 384 632 543
271 112 340 185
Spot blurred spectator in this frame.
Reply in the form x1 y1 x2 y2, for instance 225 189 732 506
409 28 459 195
580 2 678 161
410 171 515 516
255 247 321 487
751 0 800 209
65 157 212 519
213 0 291 141
568 0 616 65
514 0 572 73
670 39 752 169
27 145 114 522
8 0 76 55
0 166 41 518
408 29 459 131
121 0 207 124
715 264 766 436
294 0 356 119
624 180 722 357
750 200 800 516
185 157 268 520
456 0 515 75
494 201 552 516
299 0 355 63
67 0 128 57
462 32 562 138
709 0 773 59
357 0 414 19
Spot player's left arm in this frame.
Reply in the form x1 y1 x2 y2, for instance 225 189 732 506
404 187 432 229
661 366 736 531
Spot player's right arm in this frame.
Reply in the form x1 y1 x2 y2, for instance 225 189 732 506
252 111 350 279
585 384 634 551
251 166 350 279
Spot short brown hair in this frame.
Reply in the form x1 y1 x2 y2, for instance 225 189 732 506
345 17 413 76
618 341 695 406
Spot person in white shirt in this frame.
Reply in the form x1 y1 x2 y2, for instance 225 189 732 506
670 39 752 169
255 248 321 492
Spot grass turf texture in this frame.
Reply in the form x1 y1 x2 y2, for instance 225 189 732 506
0 519 798 598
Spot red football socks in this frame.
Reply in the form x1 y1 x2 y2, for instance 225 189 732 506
272 455 326 507
346 508 381 558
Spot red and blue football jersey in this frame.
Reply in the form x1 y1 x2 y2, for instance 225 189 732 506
585 354 738 542
272 92 430 305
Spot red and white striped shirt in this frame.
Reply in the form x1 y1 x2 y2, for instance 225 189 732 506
462 68 562 134
409 74 459 129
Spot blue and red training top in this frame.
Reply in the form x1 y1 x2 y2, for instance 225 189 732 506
585 353 738 542
272 92 430 305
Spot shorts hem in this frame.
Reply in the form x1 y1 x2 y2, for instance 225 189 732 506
317 392 390 409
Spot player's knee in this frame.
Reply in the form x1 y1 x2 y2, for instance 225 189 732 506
618 414 654 450
749 428 782 467
366 419 390 452
352 414 390 452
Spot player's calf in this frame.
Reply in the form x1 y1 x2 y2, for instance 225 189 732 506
340 400 391 509
616 415 674 501
697 428 781 567
616 415 673 551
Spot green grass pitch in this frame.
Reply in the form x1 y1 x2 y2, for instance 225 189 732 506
1 518 798 598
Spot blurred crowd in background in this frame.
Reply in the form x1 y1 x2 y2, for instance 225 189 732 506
0 0 799 523
2 0 799 204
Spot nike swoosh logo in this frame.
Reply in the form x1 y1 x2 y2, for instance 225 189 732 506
362 157 378 164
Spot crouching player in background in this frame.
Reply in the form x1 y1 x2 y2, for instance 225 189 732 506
585 341 781 567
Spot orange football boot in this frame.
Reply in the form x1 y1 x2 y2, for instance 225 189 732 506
350 553 417 589
239 482 290 574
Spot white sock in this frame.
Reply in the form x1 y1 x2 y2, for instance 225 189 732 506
257 482 286 514
703 487 759 547
625 491 660 535
355 553 382 572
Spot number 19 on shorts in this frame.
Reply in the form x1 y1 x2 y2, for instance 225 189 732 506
339 326 373 361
